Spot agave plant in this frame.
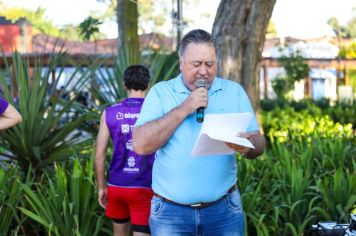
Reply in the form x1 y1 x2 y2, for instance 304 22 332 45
19 156 111 235
0 164 33 236
0 51 94 171
92 48 179 106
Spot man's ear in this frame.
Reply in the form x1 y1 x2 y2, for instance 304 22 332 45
179 59 183 71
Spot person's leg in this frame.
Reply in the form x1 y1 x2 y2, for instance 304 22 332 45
113 220 131 236
133 231 149 236
201 188 245 236
129 188 153 235
149 196 196 236
106 186 131 236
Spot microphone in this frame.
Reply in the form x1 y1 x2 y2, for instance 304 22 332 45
196 78 207 123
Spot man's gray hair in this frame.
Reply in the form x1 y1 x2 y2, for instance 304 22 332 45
178 29 217 58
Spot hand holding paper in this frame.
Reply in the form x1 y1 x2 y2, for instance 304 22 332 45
191 113 255 157
224 132 253 155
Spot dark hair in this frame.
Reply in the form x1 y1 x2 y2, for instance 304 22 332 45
123 65 150 91
178 29 216 58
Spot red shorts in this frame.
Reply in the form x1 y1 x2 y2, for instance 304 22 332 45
106 186 153 228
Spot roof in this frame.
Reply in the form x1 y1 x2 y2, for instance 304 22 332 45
32 34 118 55
263 36 340 59
30 33 173 55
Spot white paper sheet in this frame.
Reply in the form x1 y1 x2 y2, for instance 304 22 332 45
191 112 255 157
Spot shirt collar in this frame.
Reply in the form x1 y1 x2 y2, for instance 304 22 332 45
173 74 189 94
173 74 223 95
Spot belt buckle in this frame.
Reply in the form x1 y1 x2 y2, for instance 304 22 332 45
190 203 204 208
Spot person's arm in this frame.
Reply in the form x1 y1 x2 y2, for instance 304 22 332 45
95 111 110 209
0 103 22 130
225 131 266 159
133 87 208 155
225 84 265 159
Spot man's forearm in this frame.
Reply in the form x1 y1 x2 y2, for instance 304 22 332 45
133 105 189 155
244 133 266 159
95 156 106 189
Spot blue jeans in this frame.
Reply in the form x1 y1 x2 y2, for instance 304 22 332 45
149 189 244 236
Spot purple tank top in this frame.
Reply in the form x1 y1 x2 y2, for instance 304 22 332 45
0 97 9 115
105 98 155 188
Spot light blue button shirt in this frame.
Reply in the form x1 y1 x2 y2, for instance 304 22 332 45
135 75 259 204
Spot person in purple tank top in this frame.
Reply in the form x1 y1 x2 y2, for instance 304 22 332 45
0 97 22 130
95 65 155 236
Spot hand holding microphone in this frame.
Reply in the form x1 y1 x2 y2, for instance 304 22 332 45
195 78 207 123
179 78 208 121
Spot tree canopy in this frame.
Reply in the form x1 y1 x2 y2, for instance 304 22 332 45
328 13 356 39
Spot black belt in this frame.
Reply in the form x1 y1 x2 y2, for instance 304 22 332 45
153 184 237 209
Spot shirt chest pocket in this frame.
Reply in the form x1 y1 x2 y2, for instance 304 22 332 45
161 93 189 114
206 97 238 114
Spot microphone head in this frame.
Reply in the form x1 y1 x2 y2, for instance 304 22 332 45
196 78 207 123
196 78 207 88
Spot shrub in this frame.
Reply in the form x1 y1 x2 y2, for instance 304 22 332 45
0 52 94 171
19 156 111 235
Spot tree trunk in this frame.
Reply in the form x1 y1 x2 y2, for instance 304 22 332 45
117 0 139 63
212 0 276 110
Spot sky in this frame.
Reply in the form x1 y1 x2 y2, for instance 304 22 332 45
2 0 356 39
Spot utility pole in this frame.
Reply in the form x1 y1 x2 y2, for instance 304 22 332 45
171 0 175 51
176 0 183 51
